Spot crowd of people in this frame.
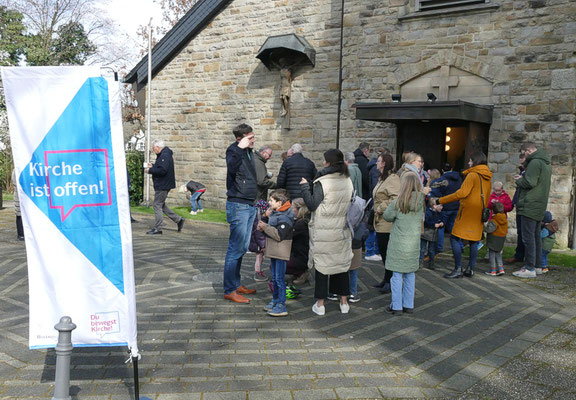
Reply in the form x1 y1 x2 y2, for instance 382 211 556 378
144 123 554 317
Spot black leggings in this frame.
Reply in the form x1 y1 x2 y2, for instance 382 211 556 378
376 232 393 284
314 270 350 299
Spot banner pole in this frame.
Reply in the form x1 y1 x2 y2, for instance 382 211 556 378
133 355 140 399
145 19 153 207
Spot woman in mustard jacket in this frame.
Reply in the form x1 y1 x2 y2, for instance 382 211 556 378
435 152 492 278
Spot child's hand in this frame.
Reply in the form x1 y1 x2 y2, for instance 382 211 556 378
435 222 444 228
257 220 267 231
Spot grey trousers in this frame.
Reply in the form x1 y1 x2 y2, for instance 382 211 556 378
520 215 542 271
153 190 181 230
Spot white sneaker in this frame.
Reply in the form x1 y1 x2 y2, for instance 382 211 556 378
365 254 382 261
312 302 325 316
198 209 204 213
512 268 537 278
535 268 543 275
340 303 350 314
189 211 197 215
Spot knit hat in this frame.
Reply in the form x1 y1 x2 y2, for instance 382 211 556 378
543 211 553 224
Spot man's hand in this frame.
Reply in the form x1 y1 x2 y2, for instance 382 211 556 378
300 178 308 184
238 134 254 149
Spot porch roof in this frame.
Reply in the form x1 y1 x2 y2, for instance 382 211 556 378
354 100 494 124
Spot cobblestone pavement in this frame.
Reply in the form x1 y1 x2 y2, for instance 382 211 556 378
1 203 575 399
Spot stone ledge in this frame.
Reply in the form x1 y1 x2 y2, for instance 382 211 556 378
398 4 500 21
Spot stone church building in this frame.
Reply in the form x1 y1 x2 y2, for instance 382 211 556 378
125 0 576 247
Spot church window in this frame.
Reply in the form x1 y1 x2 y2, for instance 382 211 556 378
416 0 489 11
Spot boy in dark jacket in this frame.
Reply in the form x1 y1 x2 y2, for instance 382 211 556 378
258 189 294 317
420 200 443 270
430 164 462 255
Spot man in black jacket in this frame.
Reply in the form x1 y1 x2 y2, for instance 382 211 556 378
223 123 258 303
145 139 184 235
353 142 371 200
276 143 317 199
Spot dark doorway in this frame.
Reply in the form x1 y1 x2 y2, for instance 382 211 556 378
397 120 490 173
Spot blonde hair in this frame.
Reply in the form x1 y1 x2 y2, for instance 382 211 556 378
291 198 310 221
493 181 503 190
429 169 441 181
404 152 421 165
396 173 422 214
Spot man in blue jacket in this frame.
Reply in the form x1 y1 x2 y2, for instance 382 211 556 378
224 123 259 303
145 139 184 235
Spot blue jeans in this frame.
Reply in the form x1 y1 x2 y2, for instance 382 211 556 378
223 201 257 294
514 213 525 261
365 230 379 257
521 215 541 271
390 272 415 311
542 249 549 267
450 236 478 270
349 269 358 296
270 258 287 305
437 210 458 253
190 191 204 212
420 239 436 262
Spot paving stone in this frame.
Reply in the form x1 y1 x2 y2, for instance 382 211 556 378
440 372 479 391
292 388 338 400
335 386 382 399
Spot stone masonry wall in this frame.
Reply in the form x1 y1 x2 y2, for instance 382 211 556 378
146 0 576 246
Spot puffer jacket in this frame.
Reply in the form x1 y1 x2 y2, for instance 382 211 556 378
372 173 401 233
516 149 552 221
276 153 317 199
430 171 462 212
263 202 294 261
439 164 493 242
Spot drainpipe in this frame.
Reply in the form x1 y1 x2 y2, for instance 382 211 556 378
572 167 576 249
335 0 345 149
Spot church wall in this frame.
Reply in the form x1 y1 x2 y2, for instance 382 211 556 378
146 0 575 246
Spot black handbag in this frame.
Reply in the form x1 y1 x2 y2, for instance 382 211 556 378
478 174 490 223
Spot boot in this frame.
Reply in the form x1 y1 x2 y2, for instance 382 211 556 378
426 259 436 270
372 279 386 289
292 270 309 285
463 266 474 278
444 267 463 279
380 282 391 294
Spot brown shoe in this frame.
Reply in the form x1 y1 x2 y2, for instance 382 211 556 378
504 258 518 263
237 285 256 295
293 270 309 285
224 292 250 303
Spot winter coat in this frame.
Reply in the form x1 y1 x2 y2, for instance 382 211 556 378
249 211 268 253
400 164 424 189
11 169 20 217
148 147 176 191
289 218 309 270
367 157 380 197
488 190 513 217
422 207 442 242
383 192 425 273
542 228 556 252
263 203 294 261
226 141 258 204
372 173 401 233
348 163 363 198
516 149 552 221
487 213 508 252
353 148 370 200
302 168 353 275
430 171 462 212
438 164 493 242
254 151 276 201
186 180 206 194
277 153 317 199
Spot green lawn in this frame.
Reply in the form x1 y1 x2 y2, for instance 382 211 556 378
131 205 227 224
2 193 14 201
463 244 576 268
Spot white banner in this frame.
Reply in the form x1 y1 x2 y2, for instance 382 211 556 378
2 66 138 352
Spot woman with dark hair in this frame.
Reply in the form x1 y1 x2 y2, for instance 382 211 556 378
300 149 354 316
371 153 401 291
434 151 492 278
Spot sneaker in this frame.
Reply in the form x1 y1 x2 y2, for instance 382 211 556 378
254 271 267 282
535 267 549 275
349 294 361 303
292 270 309 285
340 303 350 314
327 293 338 301
198 209 204 213
541 266 549 273
288 285 301 295
263 300 276 311
512 268 537 278
189 210 197 215
484 269 497 276
496 267 505 276
286 287 299 299
268 303 288 317
477 242 484 250
365 254 382 261
312 302 325 316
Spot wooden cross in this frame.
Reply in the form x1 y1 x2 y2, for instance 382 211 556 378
431 66 459 100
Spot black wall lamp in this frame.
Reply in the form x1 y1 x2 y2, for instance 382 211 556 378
392 94 401 103
427 93 437 102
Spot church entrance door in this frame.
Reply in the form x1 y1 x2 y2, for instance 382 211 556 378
396 120 490 172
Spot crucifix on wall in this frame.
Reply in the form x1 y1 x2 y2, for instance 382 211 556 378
431 66 460 100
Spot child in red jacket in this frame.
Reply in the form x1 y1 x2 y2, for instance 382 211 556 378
489 181 513 216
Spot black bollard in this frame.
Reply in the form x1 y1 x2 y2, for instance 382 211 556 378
52 316 76 400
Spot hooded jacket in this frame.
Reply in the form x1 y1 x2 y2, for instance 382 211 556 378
254 151 276 201
263 201 295 261
439 164 493 241
149 146 176 191
430 171 462 212
353 148 370 200
516 148 552 221
226 141 258 204
276 153 317 199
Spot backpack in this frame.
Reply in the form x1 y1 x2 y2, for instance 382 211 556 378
346 191 370 235
544 220 559 234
